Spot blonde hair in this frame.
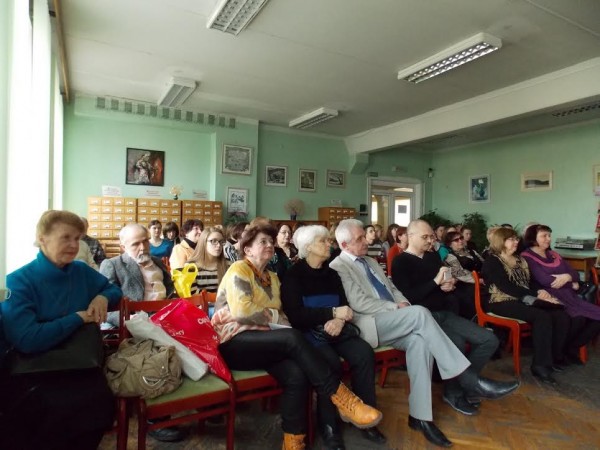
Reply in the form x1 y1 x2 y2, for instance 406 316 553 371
35 210 85 247
187 227 228 282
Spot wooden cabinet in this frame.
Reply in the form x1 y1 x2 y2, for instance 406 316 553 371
87 197 137 238
181 200 223 227
318 207 356 227
137 198 181 225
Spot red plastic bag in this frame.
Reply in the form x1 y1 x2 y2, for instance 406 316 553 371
151 299 231 382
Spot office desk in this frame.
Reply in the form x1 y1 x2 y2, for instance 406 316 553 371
556 250 598 281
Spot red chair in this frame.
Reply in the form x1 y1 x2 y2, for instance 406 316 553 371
590 266 600 305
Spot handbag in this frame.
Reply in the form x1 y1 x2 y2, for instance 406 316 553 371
576 281 597 303
309 322 361 344
9 323 104 375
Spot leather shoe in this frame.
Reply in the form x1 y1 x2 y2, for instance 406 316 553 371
321 425 345 450
361 426 387 444
471 376 520 400
443 394 479 416
465 395 481 407
408 416 452 447
531 366 557 385
148 426 185 442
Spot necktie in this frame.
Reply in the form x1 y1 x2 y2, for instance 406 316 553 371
357 257 394 302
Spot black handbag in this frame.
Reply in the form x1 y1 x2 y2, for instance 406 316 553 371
9 323 104 375
576 281 597 304
309 322 361 344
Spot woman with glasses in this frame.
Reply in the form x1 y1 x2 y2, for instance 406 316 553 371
276 223 298 263
186 227 229 295
482 227 570 384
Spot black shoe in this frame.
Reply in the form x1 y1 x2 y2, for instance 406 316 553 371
148 426 185 442
531 366 558 385
465 395 481 407
471 376 520 400
443 394 479 416
564 352 584 366
361 426 387 444
551 362 567 372
408 415 452 447
321 425 345 450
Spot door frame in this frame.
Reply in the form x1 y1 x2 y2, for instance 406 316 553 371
367 176 424 226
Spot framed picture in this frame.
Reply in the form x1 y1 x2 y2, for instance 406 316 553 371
299 169 317 192
226 187 249 214
222 144 252 175
327 170 346 188
593 165 600 196
469 175 490 203
265 165 287 187
521 171 553 192
125 148 165 186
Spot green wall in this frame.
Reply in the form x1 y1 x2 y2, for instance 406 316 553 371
430 121 600 239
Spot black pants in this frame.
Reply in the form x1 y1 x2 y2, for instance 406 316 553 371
314 336 376 434
454 282 477 320
567 316 600 350
218 328 340 434
0 368 115 450
488 300 570 368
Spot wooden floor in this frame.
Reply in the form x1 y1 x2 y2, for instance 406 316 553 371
100 344 600 449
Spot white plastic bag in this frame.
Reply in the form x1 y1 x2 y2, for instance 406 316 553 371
125 312 209 381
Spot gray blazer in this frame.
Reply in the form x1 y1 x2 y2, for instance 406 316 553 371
330 251 409 347
99 254 174 301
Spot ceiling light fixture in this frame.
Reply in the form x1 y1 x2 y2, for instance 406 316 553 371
157 77 198 108
397 32 502 84
289 107 339 129
207 0 271 35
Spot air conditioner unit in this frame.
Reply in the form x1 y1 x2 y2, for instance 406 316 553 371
157 77 197 108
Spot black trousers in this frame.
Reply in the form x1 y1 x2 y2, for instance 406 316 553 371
313 336 376 434
567 316 600 350
488 300 570 368
218 328 340 434
0 368 115 450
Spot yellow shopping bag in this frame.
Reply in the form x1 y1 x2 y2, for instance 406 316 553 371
171 263 198 298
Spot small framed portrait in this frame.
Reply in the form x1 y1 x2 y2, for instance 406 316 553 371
126 148 165 186
469 175 490 203
226 187 249 214
299 169 317 192
521 171 553 192
265 165 287 187
222 144 252 175
327 170 346 188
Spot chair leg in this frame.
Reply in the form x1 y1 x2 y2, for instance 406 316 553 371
512 330 521 376
137 401 147 450
579 345 588 364
378 366 389 388
116 398 129 450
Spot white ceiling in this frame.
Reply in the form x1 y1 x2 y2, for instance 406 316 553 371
57 0 600 152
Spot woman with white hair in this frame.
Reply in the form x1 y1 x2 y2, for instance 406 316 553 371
281 225 385 449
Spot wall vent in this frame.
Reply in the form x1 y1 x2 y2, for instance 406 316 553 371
551 101 600 118
94 96 235 128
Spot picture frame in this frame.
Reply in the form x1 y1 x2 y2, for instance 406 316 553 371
469 174 490 203
226 187 249 214
125 148 165 186
265 165 288 187
521 171 553 192
593 165 600 196
222 144 252 175
327 170 346 188
299 169 317 192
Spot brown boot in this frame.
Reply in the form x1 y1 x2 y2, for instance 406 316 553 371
282 433 306 450
330 383 382 429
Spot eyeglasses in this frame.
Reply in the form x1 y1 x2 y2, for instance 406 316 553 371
208 239 226 246
451 237 464 242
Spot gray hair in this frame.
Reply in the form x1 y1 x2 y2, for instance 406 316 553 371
294 225 330 259
335 219 364 247
119 223 148 243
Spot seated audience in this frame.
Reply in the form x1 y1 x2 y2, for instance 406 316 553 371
223 221 248 262
392 220 517 418
1 210 120 449
521 224 600 361
327 222 341 263
386 226 407 276
148 220 174 258
481 226 501 259
163 221 181 245
481 227 571 384
81 216 107 265
373 224 384 244
330 219 474 447
381 223 400 262
276 223 299 264
211 223 383 450
76 238 99 269
282 225 386 448
364 224 386 272
170 219 203 270
461 226 479 253
187 227 229 295
442 231 480 318
433 224 446 251
437 226 457 261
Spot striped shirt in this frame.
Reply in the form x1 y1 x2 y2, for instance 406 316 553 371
190 267 219 295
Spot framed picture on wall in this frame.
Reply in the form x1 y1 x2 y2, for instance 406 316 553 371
593 165 600 196
226 187 249 214
469 174 490 203
521 171 553 192
265 165 287 187
299 169 317 192
222 144 252 175
327 170 346 188
125 148 165 186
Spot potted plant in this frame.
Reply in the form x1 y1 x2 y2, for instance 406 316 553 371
284 199 305 220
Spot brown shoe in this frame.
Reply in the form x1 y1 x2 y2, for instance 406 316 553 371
330 383 382 429
282 433 306 450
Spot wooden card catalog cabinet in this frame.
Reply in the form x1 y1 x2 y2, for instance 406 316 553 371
318 207 356 227
181 200 223 227
87 197 137 238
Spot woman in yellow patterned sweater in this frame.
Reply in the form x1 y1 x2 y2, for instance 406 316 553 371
211 223 382 450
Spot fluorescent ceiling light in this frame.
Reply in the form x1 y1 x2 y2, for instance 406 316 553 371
397 33 502 84
157 77 197 108
289 107 339 129
207 0 270 35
